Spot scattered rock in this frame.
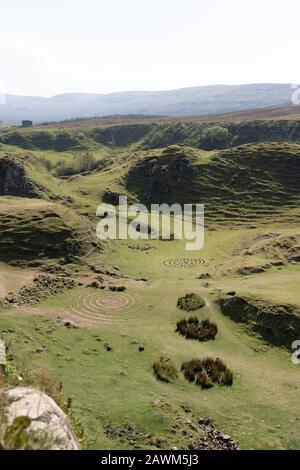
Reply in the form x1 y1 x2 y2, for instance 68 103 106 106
197 272 211 279
104 423 148 447
188 424 239 450
2 275 75 308
87 281 101 288
109 285 126 292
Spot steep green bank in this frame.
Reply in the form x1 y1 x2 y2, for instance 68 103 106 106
218 295 300 348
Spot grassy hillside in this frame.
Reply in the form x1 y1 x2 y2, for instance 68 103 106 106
0 118 300 450
126 143 300 225
1 118 300 154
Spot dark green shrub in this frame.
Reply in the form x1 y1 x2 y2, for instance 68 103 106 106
200 125 231 150
40 157 53 171
153 356 178 383
55 152 98 176
177 293 205 311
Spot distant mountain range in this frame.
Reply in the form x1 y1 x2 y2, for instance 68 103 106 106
0 83 295 124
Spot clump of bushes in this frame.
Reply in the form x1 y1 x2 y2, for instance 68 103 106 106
177 293 205 311
176 317 218 341
55 152 98 176
181 357 233 389
153 356 178 383
200 125 231 150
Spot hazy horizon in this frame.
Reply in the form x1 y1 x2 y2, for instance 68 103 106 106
1 0 299 97
1 82 295 99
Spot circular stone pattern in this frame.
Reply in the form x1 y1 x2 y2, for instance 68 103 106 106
98 294 130 310
163 258 205 269
62 291 158 324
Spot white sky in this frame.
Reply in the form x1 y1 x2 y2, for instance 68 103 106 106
0 0 299 96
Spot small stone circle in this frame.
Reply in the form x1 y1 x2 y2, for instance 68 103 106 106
163 258 205 269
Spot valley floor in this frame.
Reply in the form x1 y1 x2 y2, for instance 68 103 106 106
1 229 300 450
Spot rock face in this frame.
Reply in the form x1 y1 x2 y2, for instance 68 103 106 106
0 154 40 197
218 295 300 348
126 146 196 205
4 387 80 450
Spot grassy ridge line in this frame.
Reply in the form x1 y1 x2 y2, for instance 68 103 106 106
1 119 300 153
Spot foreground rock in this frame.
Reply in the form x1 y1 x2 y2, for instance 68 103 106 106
2 387 79 450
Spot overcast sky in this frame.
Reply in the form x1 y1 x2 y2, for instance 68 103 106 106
0 0 299 96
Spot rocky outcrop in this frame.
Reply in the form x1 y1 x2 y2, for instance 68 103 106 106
188 420 239 450
2 274 76 308
103 189 135 205
0 153 40 197
0 197 95 262
126 146 197 205
1 387 79 450
234 232 300 264
218 295 300 348
126 143 300 226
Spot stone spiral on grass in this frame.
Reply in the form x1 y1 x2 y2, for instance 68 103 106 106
61 291 157 324
163 258 205 269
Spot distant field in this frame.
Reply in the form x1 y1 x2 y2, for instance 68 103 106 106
34 104 300 129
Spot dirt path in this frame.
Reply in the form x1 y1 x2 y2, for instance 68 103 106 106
0 268 38 297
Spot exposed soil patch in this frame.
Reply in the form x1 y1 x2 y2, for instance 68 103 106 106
1 274 76 308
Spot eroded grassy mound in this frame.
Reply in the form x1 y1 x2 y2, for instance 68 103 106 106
218 295 300 348
233 231 300 264
0 197 95 262
126 143 300 225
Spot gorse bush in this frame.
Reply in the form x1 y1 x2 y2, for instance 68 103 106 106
177 293 205 311
55 153 98 176
153 356 178 383
181 357 233 389
176 317 218 341
40 157 54 171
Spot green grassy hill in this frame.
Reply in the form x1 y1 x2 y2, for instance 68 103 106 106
126 143 300 225
0 116 300 450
